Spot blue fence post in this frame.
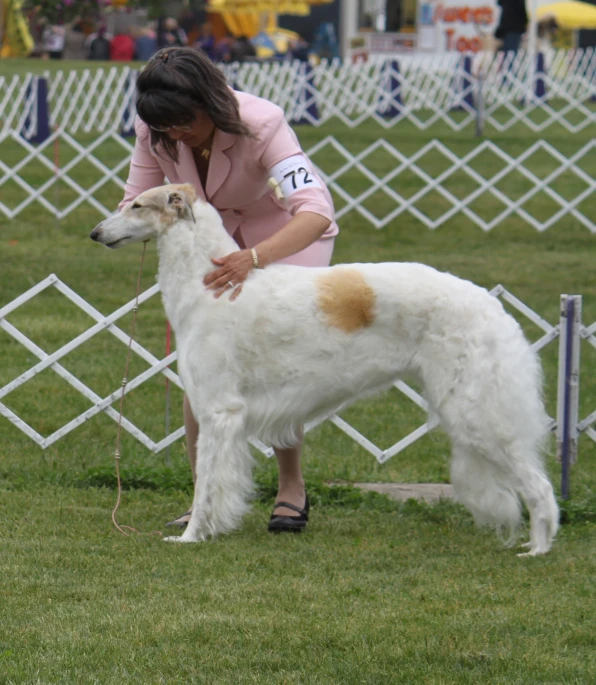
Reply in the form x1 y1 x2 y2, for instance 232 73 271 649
461 54 475 109
556 294 582 500
291 62 319 125
534 51 546 100
451 54 475 111
560 296 576 501
120 70 137 138
20 77 51 143
591 44 596 102
377 59 403 118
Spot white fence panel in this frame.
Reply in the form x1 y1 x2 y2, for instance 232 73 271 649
579 318 596 445
0 276 562 462
0 73 37 138
1 132 595 233
0 129 133 219
2 49 596 135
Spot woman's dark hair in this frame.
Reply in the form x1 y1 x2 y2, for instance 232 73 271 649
135 47 254 161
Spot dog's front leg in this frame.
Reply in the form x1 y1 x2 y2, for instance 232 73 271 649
164 405 254 543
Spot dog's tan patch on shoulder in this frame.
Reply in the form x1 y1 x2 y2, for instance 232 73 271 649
317 269 376 332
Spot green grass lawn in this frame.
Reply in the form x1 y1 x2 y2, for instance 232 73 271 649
2 487 596 685
1 92 596 681
0 57 145 77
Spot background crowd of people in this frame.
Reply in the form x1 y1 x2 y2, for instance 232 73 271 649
35 14 321 64
40 16 188 62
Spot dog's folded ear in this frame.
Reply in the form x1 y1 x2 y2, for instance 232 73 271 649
178 183 197 204
168 184 197 222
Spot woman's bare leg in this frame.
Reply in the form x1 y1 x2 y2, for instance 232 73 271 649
272 438 306 516
184 394 199 485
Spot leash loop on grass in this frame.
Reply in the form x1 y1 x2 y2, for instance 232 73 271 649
111 241 162 538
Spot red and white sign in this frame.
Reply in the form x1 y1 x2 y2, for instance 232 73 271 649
418 0 500 52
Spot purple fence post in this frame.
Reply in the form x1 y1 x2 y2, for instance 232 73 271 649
535 52 546 100
451 54 475 111
377 59 403 118
461 54 475 109
557 294 582 500
21 77 51 143
560 296 575 500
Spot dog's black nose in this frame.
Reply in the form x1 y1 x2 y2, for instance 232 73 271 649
90 222 103 242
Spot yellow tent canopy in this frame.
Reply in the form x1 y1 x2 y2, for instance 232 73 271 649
208 0 333 39
215 10 261 37
536 0 596 29
209 0 333 16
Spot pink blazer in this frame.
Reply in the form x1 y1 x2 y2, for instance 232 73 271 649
119 91 338 267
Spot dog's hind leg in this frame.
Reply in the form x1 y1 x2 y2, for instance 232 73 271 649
164 402 254 543
514 459 559 557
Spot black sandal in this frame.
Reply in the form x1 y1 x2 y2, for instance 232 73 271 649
268 496 309 534
165 510 192 528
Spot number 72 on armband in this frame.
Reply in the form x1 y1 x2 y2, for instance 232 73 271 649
269 154 322 200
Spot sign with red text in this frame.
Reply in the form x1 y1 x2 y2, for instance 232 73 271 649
418 0 500 52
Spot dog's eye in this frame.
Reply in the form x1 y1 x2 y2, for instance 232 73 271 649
132 203 141 209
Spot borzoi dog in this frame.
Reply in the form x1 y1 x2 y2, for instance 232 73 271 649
90 183 559 556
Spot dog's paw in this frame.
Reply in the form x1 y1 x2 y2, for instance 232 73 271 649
163 535 194 543
517 547 549 558
163 532 208 543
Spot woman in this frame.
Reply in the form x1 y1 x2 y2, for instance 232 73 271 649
63 19 87 61
119 47 338 534
158 17 188 49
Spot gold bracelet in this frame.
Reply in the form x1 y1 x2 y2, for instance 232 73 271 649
250 247 261 269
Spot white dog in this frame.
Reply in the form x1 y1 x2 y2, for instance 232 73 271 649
91 183 559 556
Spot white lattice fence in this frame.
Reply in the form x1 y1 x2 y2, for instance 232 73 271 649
481 49 596 133
579 318 596 445
0 275 561 463
45 67 137 135
2 131 595 233
0 68 137 137
312 137 596 232
2 49 596 135
0 129 133 219
227 55 479 130
0 73 38 138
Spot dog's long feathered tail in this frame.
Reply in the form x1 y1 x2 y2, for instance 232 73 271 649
425 302 559 555
450 448 523 544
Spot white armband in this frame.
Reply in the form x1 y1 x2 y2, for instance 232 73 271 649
269 154 321 200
